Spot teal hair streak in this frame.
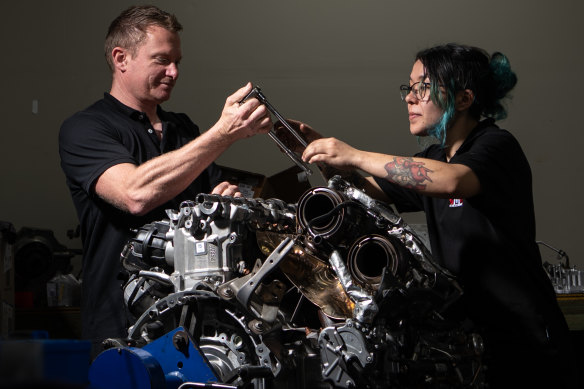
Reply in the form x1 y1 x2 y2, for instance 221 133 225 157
426 80 456 147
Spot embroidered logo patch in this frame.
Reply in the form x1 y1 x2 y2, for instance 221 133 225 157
449 199 463 208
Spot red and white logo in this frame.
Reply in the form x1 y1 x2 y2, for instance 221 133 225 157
449 199 463 208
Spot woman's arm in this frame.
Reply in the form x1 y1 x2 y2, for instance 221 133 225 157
303 137 481 199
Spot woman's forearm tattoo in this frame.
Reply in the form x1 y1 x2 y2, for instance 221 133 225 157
384 157 433 190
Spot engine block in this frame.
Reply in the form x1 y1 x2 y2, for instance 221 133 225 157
94 177 485 389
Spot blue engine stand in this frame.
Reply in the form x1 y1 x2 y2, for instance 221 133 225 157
89 327 218 389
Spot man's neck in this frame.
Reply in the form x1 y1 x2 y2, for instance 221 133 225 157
110 84 159 123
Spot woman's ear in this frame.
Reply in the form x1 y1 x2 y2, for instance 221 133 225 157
456 89 475 111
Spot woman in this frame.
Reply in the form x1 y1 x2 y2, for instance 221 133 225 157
287 43 577 388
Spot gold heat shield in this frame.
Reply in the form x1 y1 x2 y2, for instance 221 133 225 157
256 231 354 319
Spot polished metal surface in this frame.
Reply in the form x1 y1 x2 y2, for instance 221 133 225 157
256 230 354 319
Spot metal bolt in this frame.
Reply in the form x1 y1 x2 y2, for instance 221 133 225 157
251 320 265 334
173 331 189 353
221 287 234 298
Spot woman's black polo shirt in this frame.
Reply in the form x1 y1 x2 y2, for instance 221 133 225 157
374 120 566 350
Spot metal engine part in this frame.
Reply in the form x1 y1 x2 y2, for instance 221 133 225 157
94 177 485 388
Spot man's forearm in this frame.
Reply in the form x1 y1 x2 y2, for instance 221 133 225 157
96 127 234 215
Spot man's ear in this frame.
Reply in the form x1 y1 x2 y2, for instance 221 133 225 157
456 89 475 111
112 47 128 72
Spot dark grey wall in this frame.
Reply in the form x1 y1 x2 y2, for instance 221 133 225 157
1 0 582 268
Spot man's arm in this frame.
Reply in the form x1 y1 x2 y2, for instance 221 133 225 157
95 85 271 215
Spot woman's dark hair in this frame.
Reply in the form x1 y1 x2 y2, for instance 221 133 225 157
415 43 517 145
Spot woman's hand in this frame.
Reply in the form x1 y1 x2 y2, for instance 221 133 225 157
273 119 323 153
302 137 363 171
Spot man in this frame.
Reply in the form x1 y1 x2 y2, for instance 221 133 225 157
59 5 271 357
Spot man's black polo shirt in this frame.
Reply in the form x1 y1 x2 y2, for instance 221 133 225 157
59 93 222 348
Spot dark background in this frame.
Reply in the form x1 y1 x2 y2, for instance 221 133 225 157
1 0 581 271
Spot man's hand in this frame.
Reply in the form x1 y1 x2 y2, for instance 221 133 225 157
211 181 241 197
215 83 273 141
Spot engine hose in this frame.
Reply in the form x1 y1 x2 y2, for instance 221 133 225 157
306 200 363 242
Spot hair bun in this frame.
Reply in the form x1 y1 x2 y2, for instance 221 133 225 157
489 52 518 100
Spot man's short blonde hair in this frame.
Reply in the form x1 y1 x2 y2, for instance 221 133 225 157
104 5 182 72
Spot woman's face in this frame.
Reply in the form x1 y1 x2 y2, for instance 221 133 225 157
405 60 444 136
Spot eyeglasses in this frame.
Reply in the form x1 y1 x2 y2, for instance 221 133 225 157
399 82 431 101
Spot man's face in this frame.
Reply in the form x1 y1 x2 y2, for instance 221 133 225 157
124 25 182 105
405 60 444 137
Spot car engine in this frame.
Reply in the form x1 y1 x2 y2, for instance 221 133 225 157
90 176 485 389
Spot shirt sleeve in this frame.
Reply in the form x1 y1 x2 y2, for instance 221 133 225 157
451 128 529 200
59 112 136 195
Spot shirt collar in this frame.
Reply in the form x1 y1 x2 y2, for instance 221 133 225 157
454 118 497 153
432 119 497 162
103 93 163 123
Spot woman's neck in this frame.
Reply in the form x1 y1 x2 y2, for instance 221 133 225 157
444 114 478 161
